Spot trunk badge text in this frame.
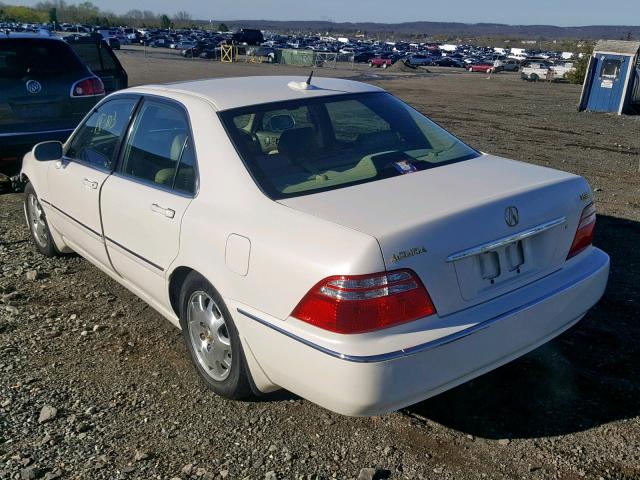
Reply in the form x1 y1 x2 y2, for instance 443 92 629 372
391 246 427 263
505 206 519 227
25 80 42 94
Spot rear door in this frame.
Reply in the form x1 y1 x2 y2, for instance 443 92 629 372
46 96 139 268
100 97 196 305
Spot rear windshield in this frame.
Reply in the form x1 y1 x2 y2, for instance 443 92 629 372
0 39 84 78
220 92 479 199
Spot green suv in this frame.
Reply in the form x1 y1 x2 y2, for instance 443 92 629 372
0 33 126 174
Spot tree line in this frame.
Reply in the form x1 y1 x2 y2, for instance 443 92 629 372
0 0 230 29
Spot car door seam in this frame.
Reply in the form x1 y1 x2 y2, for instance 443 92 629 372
97 177 121 276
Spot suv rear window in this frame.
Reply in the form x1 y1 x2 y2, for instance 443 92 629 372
0 39 84 79
68 42 118 73
220 92 479 199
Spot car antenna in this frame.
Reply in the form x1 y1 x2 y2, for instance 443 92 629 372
287 70 316 91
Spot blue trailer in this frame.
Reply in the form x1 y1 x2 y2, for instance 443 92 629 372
579 40 640 115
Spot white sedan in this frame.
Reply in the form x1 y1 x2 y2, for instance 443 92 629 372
20 76 609 416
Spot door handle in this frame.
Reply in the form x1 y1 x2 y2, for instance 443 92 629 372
83 178 98 189
151 203 175 219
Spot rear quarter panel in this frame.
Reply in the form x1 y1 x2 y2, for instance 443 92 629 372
165 95 385 321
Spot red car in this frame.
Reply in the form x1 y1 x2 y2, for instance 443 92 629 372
468 63 496 73
369 55 398 68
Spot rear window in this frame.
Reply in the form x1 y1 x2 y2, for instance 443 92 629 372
0 39 84 79
220 92 479 199
68 42 117 73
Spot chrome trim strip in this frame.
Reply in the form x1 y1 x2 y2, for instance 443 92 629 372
40 198 163 272
446 216 567 263
104 236 164 272
237 254 605 364
40 198 102 237
0 128 73 138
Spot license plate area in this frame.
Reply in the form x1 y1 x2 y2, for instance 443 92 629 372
478 240 526 281
448 217 567 302
457 239 534 300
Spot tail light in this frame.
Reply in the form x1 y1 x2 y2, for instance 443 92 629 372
567 203 596 259
70 77 105 97
291 269 436 334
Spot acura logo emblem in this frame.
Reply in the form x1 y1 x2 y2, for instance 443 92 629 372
26 80 42 94
505 206 519 227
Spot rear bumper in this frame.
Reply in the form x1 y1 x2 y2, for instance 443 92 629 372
232 247 609 416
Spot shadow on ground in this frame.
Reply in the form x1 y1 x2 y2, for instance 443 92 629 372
404 214 639 439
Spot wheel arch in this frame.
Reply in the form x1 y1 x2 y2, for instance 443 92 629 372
168 265 196 317
167 264 278 394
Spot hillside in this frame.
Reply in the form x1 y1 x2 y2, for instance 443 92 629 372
215 19 640 40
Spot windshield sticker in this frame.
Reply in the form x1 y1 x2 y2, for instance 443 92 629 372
392 160 417 174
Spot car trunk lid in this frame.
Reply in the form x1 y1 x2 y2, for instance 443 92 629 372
278 155 590 316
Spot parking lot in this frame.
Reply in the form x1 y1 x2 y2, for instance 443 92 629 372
1 47 639 480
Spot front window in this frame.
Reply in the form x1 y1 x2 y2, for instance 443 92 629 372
66 98 138 170
220 92 479 199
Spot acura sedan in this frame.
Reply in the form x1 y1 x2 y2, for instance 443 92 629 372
20 76 609 416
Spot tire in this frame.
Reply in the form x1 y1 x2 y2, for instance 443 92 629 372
468 67 473 72
23 182 57 257
368 62 373 67
179 272 254 400
382 62 388 69
531 74 539 82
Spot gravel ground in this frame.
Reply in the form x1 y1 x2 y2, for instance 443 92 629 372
1 50 639 480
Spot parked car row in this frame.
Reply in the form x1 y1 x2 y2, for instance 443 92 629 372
0 21 577 75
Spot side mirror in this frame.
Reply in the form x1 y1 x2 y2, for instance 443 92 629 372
33 141 63 162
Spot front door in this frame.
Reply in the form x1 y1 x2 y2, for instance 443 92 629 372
587 54 629 112
46 96 139 268
100 98 197 306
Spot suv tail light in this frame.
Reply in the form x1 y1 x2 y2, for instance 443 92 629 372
567 203 596 259
291 269 436 334
70 77 105 97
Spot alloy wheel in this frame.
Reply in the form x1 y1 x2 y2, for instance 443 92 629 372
26 194 49 248
187 291 232 381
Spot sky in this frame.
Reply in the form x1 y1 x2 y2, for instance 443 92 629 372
10 0 640 26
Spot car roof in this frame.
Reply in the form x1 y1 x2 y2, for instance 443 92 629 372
0 32 62 41
126 76 384 111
